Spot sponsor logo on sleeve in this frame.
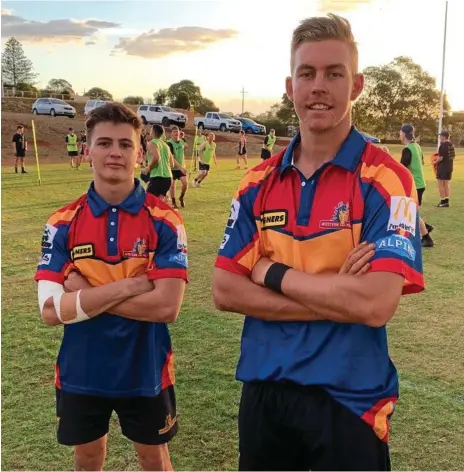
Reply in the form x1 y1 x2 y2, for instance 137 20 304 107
260 210 288 229
169 252 188 267
40 253 52 266
376 234 416 261
219 233 230 250
226 199 240 229
41 224 58 249
388 197 417 236
176 225 188 252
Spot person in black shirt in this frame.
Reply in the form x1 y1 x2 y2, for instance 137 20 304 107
436 130 455 207
12 125 28 174
79 130 88 167
140 128 148 166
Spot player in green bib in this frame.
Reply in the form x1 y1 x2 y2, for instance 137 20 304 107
143 125 173 201
399 124 434 248
193 129 206 171
193 132 217 188
168 127 188 209
65 127 80 170
261 129 277 160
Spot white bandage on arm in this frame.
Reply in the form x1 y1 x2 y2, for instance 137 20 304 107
38 280 90 324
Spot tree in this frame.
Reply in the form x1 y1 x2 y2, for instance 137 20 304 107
170 91 191 110
352 56 451 140
196 97 219 115
48 78 73 94
85 87 113 100
167 80 202 108
123 95 144 105
445 111 464 147
1 37 38 87
240 111 254 119
276 93 298 124
153 88 168 105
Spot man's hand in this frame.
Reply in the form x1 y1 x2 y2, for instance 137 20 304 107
338 242 375 275
251 242 375 286
64 271 92 292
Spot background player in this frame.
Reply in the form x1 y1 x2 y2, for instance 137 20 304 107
12 125 28 174
168 127 188 209
193 132 217 188
236 130 248 170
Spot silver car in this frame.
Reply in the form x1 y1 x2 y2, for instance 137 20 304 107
32 98 76 118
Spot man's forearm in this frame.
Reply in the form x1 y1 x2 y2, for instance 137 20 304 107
280 269 399 326
213 269 322 322
109 291 170 322
42 278 142 325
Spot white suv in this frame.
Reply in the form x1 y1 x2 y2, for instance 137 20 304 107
137 105 187 128
84 100 111 116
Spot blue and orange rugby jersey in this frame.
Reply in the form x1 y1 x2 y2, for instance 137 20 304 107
35 179 188 398
215 127 425 442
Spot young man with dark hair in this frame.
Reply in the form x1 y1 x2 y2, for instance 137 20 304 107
436 130 455 207
66 127 79 170
35 102 188 471
399 124 434 248
12 125 28 174
213 13 424 471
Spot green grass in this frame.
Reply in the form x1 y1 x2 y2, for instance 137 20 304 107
2 146 464 470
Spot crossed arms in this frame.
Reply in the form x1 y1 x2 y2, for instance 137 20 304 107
213 243 403 328
41 273 185 326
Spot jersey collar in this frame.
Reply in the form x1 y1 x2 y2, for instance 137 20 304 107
87 178 146 217
280 125 367 176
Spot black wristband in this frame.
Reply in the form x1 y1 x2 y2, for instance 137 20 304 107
264 262 291 293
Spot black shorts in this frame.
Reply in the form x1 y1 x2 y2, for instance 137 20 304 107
261 149 271 160
15 150 26 158
68 151 79 157
239 382 391 471
172 169 185 181
56 386 177 446
436 161 453 180
417 187 425 206
238 147 247 156
147 177 172 197
199 163 210 171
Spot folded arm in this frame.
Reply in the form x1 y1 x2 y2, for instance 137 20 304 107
279 268 403 327
109 278 186 323
212 268 322 322
39 276 151 326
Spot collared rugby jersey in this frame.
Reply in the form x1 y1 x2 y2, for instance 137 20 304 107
35 179 188 398
215 127 424 442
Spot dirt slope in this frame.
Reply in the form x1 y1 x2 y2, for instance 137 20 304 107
1 104 290 164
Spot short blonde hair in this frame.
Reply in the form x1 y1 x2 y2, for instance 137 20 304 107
291 13 358 73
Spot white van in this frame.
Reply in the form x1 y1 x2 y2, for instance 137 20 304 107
84 100 111 116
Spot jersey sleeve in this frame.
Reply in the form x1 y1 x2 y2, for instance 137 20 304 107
215 175 262 277
360 160 424 295
147 211 188 282
34 218 72 284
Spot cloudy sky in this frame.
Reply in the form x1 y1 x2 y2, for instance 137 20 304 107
1 0 463 114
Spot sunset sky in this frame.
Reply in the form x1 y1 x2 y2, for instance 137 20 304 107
1 0 462 114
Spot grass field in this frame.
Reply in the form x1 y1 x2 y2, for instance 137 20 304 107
2 145 464 471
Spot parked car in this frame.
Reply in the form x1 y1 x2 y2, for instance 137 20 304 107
84 99 111 116
31 98 76 118
359 131 381 143
136 105 187 128
194 112 242 133
237 117 266 135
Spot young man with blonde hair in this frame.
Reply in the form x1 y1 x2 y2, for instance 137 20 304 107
35 103 188 471
213 13 423 471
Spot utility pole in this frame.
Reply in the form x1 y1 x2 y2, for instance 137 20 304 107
437 0 448 149
240 86 248 115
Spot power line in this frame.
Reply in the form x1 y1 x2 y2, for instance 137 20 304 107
240 86 248 115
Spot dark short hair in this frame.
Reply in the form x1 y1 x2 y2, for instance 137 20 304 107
152 124 164 138
17 125 24 130
86 102 142 142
